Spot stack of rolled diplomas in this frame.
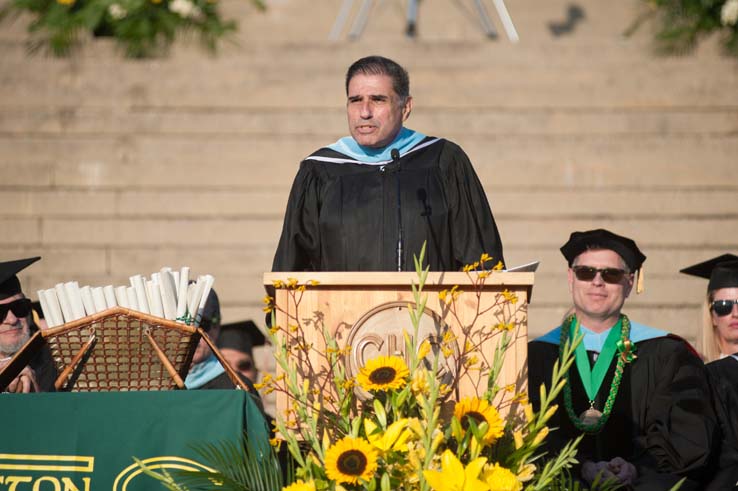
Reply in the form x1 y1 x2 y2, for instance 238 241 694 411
35 267 215 328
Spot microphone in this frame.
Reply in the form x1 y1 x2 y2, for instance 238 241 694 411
392 149 403 271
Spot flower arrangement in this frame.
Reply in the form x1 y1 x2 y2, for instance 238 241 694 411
627 0 738 57
258 246 594 491
0 0 263 57
138 246 619 491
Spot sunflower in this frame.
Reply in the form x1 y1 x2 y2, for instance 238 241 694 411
282 480 316 491
357 355 409 392
482 462 522 491
454 397 505 444
324 436 378 485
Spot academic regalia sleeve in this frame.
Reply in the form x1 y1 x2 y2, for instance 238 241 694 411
704 359 738 490
440 141 505 268
631 338 719 489
272 161 322 272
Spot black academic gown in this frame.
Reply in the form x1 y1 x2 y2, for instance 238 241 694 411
272 138 504 272
704 357 738 490
528 335 719 490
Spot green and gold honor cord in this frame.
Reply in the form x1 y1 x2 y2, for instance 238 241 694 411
559 314 637 434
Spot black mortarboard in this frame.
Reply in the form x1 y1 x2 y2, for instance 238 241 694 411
199 288 220 332
560 229 646 271
561 229 646 293
217 320 267 354
679 254 738 292
0 257 40 300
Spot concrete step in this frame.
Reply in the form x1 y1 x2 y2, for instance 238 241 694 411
2 53 736 108
2 214 734 255
2 134 736 189
2 106 737 137
1 188 737 219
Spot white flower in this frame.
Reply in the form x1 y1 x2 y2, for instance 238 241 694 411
107 3 126 19
168 0 201 19
722 0 738 26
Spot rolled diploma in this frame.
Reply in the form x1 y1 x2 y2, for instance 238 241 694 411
36 290 55 328
115 286 129 309
187 278 205 324
64 282 86 320
175 267 189 322
195 275 215 326
91 287 107 313
147 279 164 318
172 271 181 296
43 289 64 327
54 283 74 324
103 285 117 309
126 286 139 311
79 286 97 316
159 270 177 320
130 275 150 314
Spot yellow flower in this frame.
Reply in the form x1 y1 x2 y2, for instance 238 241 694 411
307 279 320 286
513 430 523 450
417 339 431 360
493 261 504 271
357 355 409 392
482 463 522 491
286 277 298 288
324 436 378 485
454 397 505 444
282 479 316 491
501 290 518 304
439 289 449 303
480 253 491 263
516 463 536 483
272 280 284 288
411 369 430 397
495 322 515 332
532 426 549 446
56 0 74 5
364 418 413 452
423 449 488 491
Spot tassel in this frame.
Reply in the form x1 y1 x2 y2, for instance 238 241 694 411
636 266 645 294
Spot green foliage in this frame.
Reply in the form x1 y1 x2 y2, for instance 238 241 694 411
136 433 285 491
0 0 264 57
627 0 738 57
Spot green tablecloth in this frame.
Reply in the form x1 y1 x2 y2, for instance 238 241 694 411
0 390 269 491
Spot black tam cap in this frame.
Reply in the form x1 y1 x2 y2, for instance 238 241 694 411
199 288 220 332
680 254 738 292
0 257 40 300
560 229 646 271
217 320 267 354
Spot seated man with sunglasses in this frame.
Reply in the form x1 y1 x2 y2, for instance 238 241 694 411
0 257 56 393
528 229 718 491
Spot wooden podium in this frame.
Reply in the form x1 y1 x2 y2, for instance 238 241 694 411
264 271 533 417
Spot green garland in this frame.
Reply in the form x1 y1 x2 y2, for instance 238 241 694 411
559 314 637 434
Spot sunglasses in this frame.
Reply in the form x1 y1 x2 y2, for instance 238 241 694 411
711 299 738 317
572 266 628 284
0 298 32 321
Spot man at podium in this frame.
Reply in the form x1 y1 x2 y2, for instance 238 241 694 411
272 56 504 272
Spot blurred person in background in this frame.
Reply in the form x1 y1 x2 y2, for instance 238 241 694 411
681 254 738 490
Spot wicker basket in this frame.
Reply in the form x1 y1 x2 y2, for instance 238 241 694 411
0 307 247 392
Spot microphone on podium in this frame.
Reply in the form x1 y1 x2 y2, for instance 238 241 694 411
392 149 403 271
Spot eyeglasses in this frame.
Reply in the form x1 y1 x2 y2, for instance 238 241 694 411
571 266 628 284
0 298 32 321
711 299 738 317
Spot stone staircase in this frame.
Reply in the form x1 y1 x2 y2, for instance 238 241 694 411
1 0 737 355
